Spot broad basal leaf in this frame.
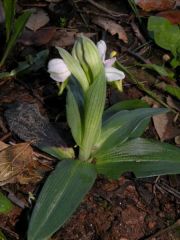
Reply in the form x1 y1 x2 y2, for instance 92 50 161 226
96 138 180 179
95 108 168 155
79 72 106 161
28 160 97 240
102 100 150 142
103 99 149 121
42 146 75 160
57 47 89 92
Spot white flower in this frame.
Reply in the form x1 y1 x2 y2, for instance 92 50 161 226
48 40 125 84
47 58 71 82
97 40 125 82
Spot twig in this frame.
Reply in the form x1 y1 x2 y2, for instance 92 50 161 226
86 0 128 18
131 20 146 44
157 182 180 199
0 132 11 141
80 9 122 21
125 48 151 64
72 0 89 28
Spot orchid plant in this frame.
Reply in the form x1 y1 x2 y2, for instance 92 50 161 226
28 36 180 240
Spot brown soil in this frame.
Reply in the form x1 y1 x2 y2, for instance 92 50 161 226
54 177 180 240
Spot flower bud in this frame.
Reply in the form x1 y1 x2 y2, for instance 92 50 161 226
48 58 71 82
72 36 104 83
163 54 171 62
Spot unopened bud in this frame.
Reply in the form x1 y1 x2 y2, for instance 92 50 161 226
72 36 104 83
163 54 171 62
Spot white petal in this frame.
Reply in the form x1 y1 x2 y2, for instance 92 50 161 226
47 58 71 82
104 57 116 68
105 67 125 82
97 40 107 62
48 58 68 73
50 72 70 82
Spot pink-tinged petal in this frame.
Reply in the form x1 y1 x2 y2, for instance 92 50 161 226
48 58 71 82
97 40 107 62
105 67 125 82
104 57 116 68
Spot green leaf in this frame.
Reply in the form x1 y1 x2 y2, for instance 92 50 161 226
0 192 13 214
103 100 150 140
139 63 174 78
0 11 31 67
2 49 49 79
57 47 89 92
28 160 97 240
165 85 180 100
103 99 149 121
0 230 7 240
148 16 180 57
79 72 106 161
41 146 75 160
0 49 49 79
96 138 180 179
68 76 85 113
3 0 16 42
72 40 91 84
171 57 180 68
95 108 168 155
66 86 82 145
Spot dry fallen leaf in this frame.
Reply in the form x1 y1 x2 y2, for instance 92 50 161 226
157 10 180 24
50 30 96 47
19 28 95 47
135 0 176 12
19 27 56 46
92 17 128 43
152 104 180 141
26 9 50 31
0 141 8 151
0 143 33 186
166 96 180 112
